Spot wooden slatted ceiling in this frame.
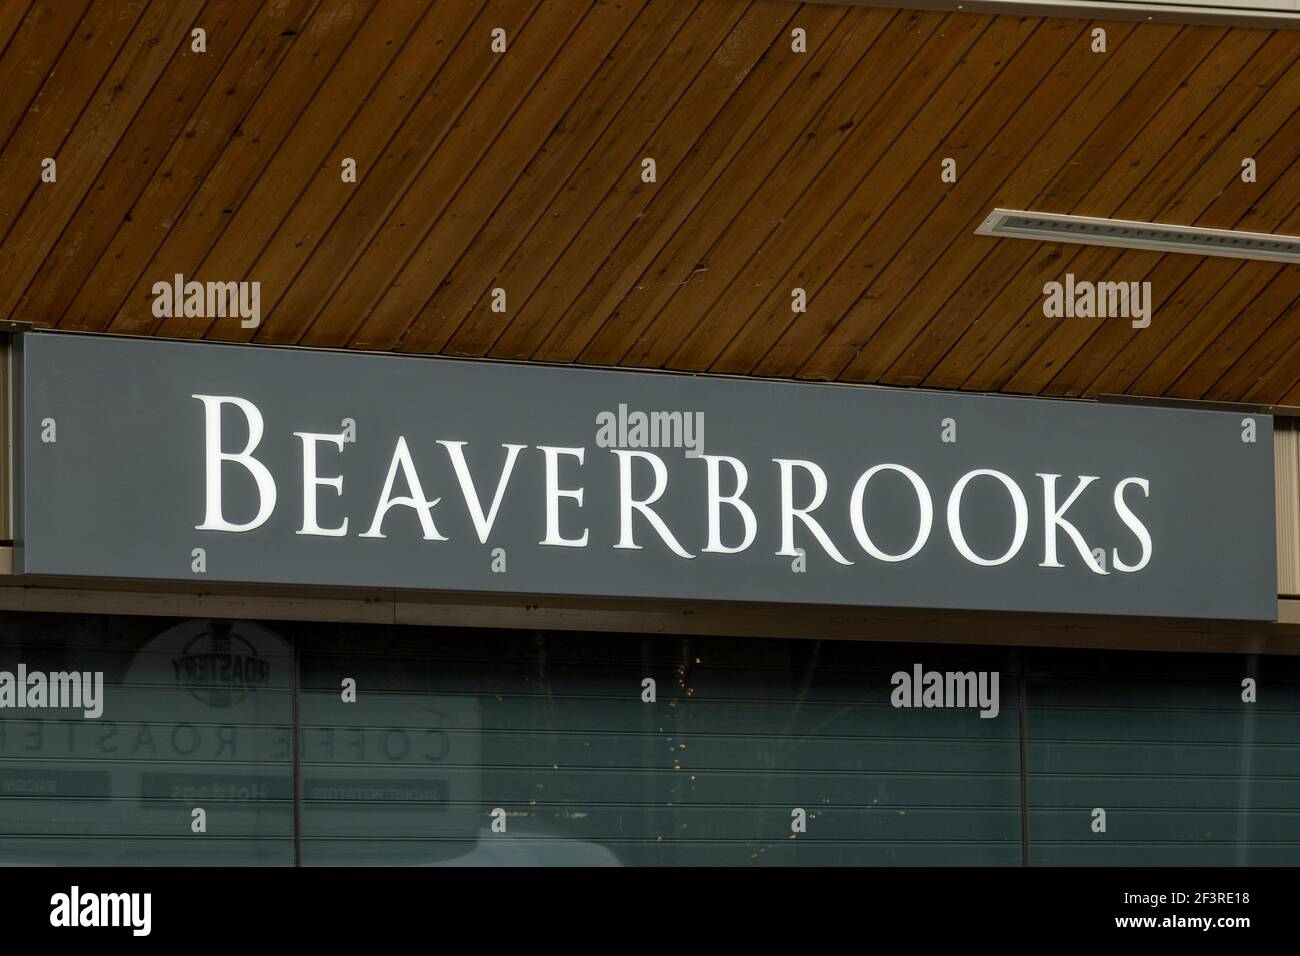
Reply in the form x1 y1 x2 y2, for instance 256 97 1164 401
1 0 1297 405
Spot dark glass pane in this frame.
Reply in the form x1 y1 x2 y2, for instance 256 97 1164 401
7 610 1296 866
1025 648 1300 865
0 612 294 865
295 623 1021 865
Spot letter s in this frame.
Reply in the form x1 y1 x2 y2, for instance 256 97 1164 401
1112 477 1152 572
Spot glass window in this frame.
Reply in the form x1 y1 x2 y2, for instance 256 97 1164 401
0 613 294 865
1026 648 1300 865
2 610 1296 866
296 625 1021 865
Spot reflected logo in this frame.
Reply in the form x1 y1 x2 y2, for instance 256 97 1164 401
172 622 270 707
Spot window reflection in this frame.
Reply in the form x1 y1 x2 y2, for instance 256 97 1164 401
0 612 1295 866
0 616 293 865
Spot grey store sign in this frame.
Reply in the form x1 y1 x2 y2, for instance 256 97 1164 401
12 333 1277 620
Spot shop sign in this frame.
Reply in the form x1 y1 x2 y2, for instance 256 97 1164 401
12 333 1277 620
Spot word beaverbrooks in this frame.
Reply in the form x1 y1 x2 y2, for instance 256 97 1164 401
193 393 1152 574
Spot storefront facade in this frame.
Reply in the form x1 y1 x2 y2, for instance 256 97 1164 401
1 331 1297 866
0 0 1297 872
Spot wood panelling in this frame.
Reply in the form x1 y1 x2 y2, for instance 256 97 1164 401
1280 419 1300 596
1 338 9 543
0 0 1296 404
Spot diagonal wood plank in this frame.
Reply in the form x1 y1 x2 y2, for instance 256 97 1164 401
255 0 548 346
193 0 438 343
897 25 1224 391
741 14 1059 378
1001 45 1300 395
292 0 593 349
1242 292 1300 404
825 19 1132 385
949 29 1286 394
1090 197 1300 399
340 0 649 351
357 0 707 353
108 0 370 337
657 8 991 374
524 2 808 364
593 6 894 369
240 0 489 346
412 0 755 358
859 22 1185 388
0 0 36 62
56 0 319 332
0 0 85 159
1169 269 1300 400
0 0 207 320
14 0 261 326
0 1 147 262
553 7 951 369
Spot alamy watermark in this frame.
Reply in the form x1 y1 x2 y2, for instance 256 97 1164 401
152 273 261 328
0 664 103 718
595 403 704 457
1042 274 1152 329
50 886 150 936
891 663 1000 718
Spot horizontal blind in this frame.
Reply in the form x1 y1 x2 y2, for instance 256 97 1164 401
0 613 294 865
1026 647 1300 864
297 626 1023 866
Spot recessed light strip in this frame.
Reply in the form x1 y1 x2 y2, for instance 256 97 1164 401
811 0 1300 31
976 209 1300 263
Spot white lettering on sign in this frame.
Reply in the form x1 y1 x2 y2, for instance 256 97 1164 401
190 394 1154 576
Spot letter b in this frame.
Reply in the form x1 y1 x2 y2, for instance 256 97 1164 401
192 395 278 532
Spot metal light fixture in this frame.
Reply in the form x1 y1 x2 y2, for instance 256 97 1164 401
976 209 1300 264
814 0 1300 31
